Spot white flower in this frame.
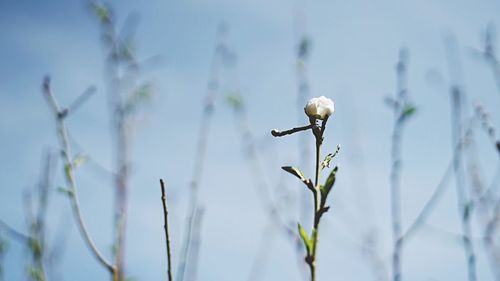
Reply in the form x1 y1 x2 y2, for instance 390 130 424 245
304 96 335 120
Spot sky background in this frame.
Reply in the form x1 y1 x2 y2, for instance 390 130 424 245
1 0 500 280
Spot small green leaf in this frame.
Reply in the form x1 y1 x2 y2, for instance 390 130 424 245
73 154 87 168
225 92 243 110
57 187 74 197
282 166 307 182
124 83 154 114
91 2 111 23
297 223 312 254
401 105 417 119
64 164 72 181
29 239 42 257
321 166 338 200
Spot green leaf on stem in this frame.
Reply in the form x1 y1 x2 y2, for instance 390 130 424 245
73 154 87 168
297 223 312 255
282 166 307 182
124 83 154 115
321 166 338 200
401 105 417 119
57 187 74 197
91 2 111 24
64 164 72 181
225 92 243 111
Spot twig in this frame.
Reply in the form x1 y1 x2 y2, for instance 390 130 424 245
160 179 173 281
271 125 313 137
0 220 30 243
446 36 477 281
389 49 412 281
42 77 115 274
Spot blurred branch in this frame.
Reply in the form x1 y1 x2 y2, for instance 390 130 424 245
0 220 30 243
42 76 116 275
176 24 227 281
445 36 477 281
388 48 414 281
400 117 476 242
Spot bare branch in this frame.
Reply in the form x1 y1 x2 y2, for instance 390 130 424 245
271 124 313 137
42 76 115 274
160 179 173 281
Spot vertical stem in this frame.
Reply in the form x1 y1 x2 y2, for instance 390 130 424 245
390 50 407 281
450 87 477 281
42 78 115 276
446 37 478 281
160 180 173 281
308 130 322 281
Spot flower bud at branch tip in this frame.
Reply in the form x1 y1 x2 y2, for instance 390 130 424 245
305 96 335 120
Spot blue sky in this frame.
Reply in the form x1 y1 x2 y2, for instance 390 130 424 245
1 0 500 280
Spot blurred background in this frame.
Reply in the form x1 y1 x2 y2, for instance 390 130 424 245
1 0 500 280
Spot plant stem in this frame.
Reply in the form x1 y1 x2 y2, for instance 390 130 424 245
308 126 323 281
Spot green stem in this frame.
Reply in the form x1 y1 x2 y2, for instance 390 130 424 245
308 137 322 281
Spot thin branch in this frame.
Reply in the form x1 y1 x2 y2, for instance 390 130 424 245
42 76 115 274
0 219 30 243
389 48 411 281
160 179 173 281
446 36 477 281
271 125 313 137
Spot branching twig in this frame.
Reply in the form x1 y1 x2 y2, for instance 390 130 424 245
42 77 115 275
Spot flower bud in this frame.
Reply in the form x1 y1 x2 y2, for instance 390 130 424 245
304 96 334 120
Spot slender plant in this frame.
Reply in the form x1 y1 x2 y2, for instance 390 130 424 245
272 95 338 281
